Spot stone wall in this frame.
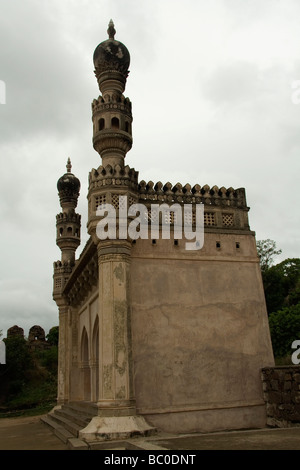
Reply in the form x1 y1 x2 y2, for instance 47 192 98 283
262 366 300 427
129 234 274 433
5 325 52 351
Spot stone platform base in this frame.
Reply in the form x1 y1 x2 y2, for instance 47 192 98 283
79 415 156 442
141 401 267 434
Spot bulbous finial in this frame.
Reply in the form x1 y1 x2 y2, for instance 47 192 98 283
57 158 81 203
66 158 72 173
93 19 130 93
107 19 116 39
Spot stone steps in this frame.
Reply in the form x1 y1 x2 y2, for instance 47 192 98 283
41 414 75 444
54 407 91 428
41 402 97 446
41 402 157 449
46 411 83 436
66 401 98 418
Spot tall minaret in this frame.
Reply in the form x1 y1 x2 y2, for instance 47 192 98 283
87 19 138 240
80 21 154 440
53 158 81 296
92 19 133 168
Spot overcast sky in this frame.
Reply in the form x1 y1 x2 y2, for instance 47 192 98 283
0 0 299 337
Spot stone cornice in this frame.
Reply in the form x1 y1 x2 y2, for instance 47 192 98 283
62 237 98 306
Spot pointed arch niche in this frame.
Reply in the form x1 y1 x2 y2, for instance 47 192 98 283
81 327 91 401
91 316 100 401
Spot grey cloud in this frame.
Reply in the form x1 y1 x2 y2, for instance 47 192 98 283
202 61 281 109
0 0 299 335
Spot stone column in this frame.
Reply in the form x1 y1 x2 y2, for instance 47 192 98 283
90 360 99 402
57 304 69 404
79 240 155 441
97 241 135 412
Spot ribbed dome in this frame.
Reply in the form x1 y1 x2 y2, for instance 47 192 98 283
93 20 130 78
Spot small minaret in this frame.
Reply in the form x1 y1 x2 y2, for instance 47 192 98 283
92 19 133 167
53 159 81 296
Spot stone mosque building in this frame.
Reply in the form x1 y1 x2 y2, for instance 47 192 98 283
47 20 274 442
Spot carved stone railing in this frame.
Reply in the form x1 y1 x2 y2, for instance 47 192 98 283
138 181 247 209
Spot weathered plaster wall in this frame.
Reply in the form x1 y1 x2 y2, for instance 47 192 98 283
130 233 274 432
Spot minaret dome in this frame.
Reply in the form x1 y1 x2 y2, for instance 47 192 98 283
91 21 133 167
93 19 130 94
57 158 81 210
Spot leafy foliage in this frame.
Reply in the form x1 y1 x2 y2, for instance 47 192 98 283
269 304 300 358
0 330 58 415
38 346 58 373
46 326 59 346
3 335 33 378
257 239 282 272
262 258 300 314
257 240 300 360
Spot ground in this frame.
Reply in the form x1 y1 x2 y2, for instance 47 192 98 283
1 414 300 450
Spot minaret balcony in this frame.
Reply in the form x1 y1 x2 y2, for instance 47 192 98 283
93 129 132 160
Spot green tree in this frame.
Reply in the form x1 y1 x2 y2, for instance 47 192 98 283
1 335 34 397
46 326 59 346
273 258 300 306
269 304 300 358
257 239 282 272
262 258 300 314
3 335 33 378
40 346 58 373
263 267 286 314
0 327 60 412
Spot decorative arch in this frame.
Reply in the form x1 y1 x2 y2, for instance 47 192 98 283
98 118 105 131
111 117 119 129
92 316 99 362
81 327 89 363
80 327 91 400
92 316 100 401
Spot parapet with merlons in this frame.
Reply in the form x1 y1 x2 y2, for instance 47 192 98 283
53 259 73 294
88 163 138 189
56 212 81 223
92 94 132 116
138 181 250 231
88 166 251 231
138 181 247 207
88 164 139 218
